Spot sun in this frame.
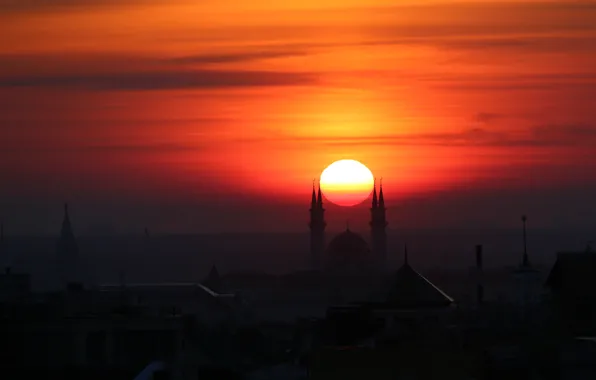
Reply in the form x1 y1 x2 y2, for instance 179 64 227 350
320 159 375 207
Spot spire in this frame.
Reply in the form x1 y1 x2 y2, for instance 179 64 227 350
521 215 529 267
404 244 409 266
346 220 350 231
309 179 326 271
57 202 79 288
378 178 385 208
61 203 73 238
203 265 222 293
371 178 378 208
317 182 323 208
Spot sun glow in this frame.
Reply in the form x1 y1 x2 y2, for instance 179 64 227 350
319 159 374 207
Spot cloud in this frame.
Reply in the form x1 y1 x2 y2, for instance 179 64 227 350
170 48 309 65
426 73 596 92
0 49 311 76
250 123 596 149
0 51 319 91
426 124 596 148
0 0 156 12
0 144 199 154
0 69 318 91
530 124 596 146
475 113 503 125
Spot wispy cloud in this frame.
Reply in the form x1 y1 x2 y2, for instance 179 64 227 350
242 123 596 149
0 69 318 91
426 73 596 92
0 0 158 13
474 112 504 125
170 48 310 65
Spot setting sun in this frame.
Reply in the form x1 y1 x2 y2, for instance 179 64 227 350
320 159 374 207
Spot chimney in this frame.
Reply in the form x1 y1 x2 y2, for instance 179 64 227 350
476 245 483 270
476 245 484 305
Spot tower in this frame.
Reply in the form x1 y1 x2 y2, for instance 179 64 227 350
309 181 326 270
514 215 541 320
0 221 6 271
0 222 3 261
56 203 80 289
370 179 388 271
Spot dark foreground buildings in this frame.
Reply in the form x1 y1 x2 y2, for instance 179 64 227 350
1 194 596 379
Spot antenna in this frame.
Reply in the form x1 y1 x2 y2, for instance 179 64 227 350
119 270 127 288
476 245 484 305
0 222 3 258
522 215 529 267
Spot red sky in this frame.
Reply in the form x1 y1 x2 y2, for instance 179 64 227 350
1 0 596 234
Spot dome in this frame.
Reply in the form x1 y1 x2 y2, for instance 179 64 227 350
326 229 372 271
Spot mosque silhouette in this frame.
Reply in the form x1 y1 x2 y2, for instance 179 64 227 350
309 181 387 273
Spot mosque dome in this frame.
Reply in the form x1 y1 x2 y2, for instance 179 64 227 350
326 229 372 271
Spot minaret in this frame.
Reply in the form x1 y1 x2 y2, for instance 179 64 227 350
309 181 326 270
370 179 388 271
56 203 80 289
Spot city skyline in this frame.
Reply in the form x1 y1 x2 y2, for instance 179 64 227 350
1 0 596 233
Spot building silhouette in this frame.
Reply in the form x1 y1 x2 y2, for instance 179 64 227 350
370 180 388 271
309 181 388 273
56 203 81 289
308 184 326 270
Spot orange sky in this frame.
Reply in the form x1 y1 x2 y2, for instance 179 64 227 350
1 0 596 233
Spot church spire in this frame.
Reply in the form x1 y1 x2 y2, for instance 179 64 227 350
404 244 409 266
57 202 80 289
61 203 73 238
371 178 378 208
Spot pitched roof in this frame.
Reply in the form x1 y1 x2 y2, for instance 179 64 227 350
383 262 455 309
545 252 596 295
203 265 223 293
